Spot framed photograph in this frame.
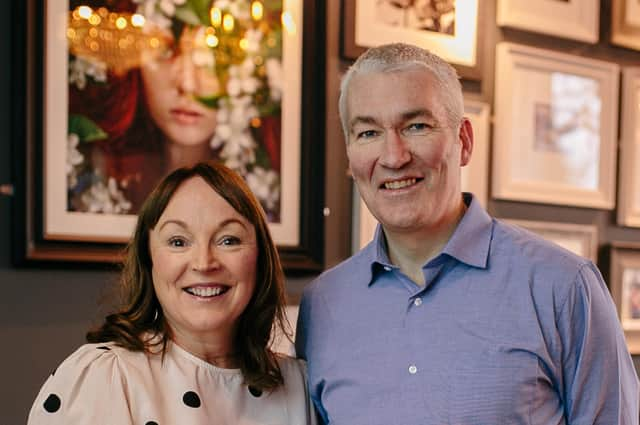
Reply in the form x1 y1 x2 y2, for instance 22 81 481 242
609 243 640 353
504 219 598 262
492 43 619 209
611 0 640 51
341 0 483 80
617 68 640 227
496 0 599 43
352 98 491 251
11 0 325 271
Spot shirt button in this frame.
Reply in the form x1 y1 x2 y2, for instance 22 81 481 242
408 364 418 375
413 298 422 307
383 266 392 271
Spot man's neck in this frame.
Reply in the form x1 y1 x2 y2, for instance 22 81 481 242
383 200 467 286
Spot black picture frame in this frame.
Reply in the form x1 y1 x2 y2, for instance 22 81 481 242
10 0 325 273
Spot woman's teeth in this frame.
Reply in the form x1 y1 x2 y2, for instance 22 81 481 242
185 286 226 297
384 178 416 190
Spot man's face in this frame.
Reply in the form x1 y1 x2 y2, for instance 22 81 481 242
346 69 472 235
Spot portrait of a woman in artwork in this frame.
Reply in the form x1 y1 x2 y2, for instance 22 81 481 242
374 0 456 34
66 0 284 221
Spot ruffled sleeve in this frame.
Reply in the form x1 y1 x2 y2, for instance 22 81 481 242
279 356 319 425
27 343 134 425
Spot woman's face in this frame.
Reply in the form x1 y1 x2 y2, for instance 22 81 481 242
149 176 258 351
141 27 220 148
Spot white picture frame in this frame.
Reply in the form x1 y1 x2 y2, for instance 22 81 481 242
492 42 619 209
496 0 599 43
352 99 491 252
609 243 640 354
617 68 640 227
612 0 640 51
504 219 598 262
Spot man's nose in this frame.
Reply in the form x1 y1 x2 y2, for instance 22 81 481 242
378 130 412 168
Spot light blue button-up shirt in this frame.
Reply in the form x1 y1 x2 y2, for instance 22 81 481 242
296 194 639 424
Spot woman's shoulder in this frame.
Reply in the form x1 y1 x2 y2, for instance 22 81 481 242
276 354 308 386
27 342 147 424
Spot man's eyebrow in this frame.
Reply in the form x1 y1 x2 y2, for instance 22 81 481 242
349 116 378 132
400 108 436 122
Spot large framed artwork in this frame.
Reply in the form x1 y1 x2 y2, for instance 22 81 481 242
11 0 326 271
352 98 491 251
496 0 599 43
504 219 598 262
617 68 640 227
492 43 619 209
612 0 640 51
609 243 640 353
341 0 483 80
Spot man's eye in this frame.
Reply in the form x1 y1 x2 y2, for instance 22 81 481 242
405 123 430 133
168 237 188 248
356 130 379 139
220 236 241 246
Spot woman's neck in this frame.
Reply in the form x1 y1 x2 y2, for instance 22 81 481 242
163 141 211 172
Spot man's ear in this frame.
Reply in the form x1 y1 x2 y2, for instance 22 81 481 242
459 118 474 167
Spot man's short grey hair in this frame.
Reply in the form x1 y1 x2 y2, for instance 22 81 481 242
338 43 464 141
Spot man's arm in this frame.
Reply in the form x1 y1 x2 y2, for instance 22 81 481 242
559 262 639 424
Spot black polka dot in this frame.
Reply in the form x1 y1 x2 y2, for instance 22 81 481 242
50 368 57 376
145 422 158 425
96 346 111 350
182 391 201 408
248 386 262 397
43 394 61 413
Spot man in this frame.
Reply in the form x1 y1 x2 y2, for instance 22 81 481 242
295 43 639 424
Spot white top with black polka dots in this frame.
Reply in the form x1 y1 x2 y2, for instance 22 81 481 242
27 341 317 425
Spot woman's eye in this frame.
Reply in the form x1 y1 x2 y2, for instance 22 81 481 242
168 237 188 248
220 236 241 246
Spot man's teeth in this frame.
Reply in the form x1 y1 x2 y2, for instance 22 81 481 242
186 287 225 297
384 178 416 190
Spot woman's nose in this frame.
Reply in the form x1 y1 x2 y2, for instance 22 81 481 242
173 53 197 95
191 245 220 272
378 130 412 169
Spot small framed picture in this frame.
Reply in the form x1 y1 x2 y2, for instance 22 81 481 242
504 219 598 262
617 68 640 227
492 43 619 209
609 243 640 353
496 0 599 43
341 0 483 79
352 99 491 251
611 0 640 51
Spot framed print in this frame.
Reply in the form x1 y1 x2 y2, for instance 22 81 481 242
492 43 619 209
617 68 640 227
612 0 640 51
11 0 326 271
496 0 599 43
352 98 491 252
504 219 598 262
609 243 640 353
341 0 483 80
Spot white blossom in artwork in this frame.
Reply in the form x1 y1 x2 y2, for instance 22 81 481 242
68 56 107 90
66 133 84 188
81 177 132 214
265 58 283 101
246 166 280 210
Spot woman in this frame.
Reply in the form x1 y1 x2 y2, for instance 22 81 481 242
68 0 282 218
28 161 316 424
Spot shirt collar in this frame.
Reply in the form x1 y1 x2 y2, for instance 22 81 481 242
362 193 493 286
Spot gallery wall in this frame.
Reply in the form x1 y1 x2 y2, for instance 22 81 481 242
2 0 640 424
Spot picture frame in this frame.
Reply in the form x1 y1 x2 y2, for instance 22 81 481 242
352 98 491 252
496 0 600 43
492 42 619 209
609 243 640 353
341 0 483 80
11 0 326 272
504 219 598 262
617 68 640 227
611 0 640 51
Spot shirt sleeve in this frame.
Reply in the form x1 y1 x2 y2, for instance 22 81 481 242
27 344 134 425
559 262 640 424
